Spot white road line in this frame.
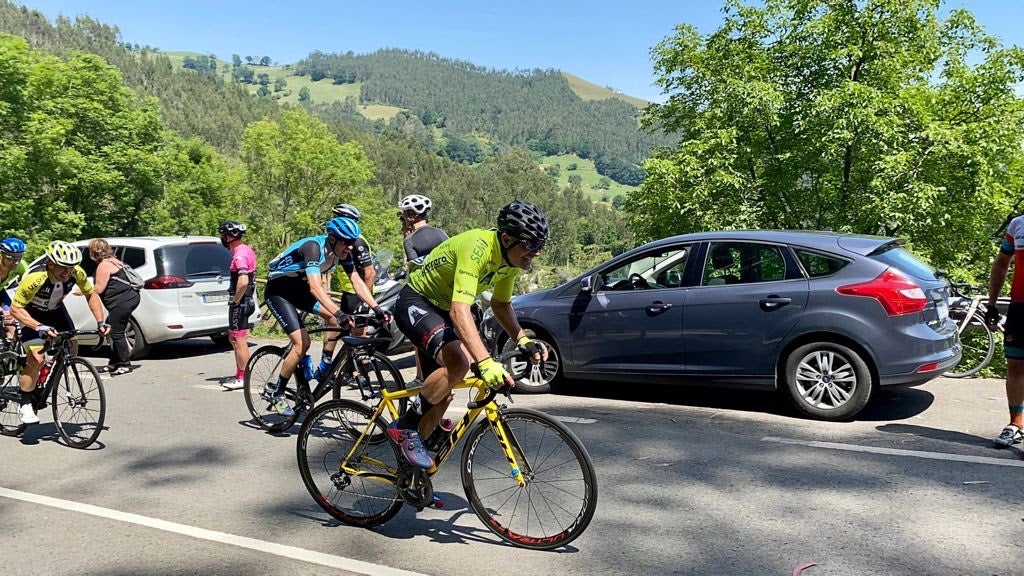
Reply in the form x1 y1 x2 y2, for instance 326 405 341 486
0 486 429 576
762 436 1024 468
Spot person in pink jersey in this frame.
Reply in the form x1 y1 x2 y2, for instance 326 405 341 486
219 221 257 390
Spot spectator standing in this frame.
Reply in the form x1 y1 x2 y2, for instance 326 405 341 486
89 238 141 376
219 221 257 391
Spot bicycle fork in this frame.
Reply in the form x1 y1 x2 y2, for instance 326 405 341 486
486 409 531 488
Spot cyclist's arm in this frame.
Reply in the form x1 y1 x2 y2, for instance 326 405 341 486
84 290 105 324
349 269 381 309
490 298 527 345
450 300 491 363
989 238 1014 307
306 270 342 317
9 304 37 329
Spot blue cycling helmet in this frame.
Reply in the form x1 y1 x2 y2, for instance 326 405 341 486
0 237 26 255
325 217 361 240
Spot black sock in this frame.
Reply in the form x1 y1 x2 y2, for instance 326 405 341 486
19 390 32 406
397 395 435 430
274 375 288 395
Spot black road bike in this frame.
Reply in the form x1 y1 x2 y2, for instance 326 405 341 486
0 328 106 448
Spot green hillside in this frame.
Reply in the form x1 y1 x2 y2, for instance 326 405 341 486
539 153 637 203
562 72 650 108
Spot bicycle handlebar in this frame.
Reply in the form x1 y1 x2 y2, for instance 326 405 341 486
466 347 538 410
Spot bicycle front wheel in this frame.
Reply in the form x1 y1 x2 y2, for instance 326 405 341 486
0 351 26 437
945 311 994 378
51 357 106 448
461 407 598 550
296 399 403 527
244 345 300 432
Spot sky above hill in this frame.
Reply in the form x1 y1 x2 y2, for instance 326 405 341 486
17 0 1024 103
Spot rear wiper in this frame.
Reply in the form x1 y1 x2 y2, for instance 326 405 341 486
186 270 224 278
866 239 904 257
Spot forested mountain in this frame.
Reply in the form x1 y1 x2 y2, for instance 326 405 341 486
0 0 634 289
296 49 675 185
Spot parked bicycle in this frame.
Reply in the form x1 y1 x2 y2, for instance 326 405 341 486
295 347 598 551
944 281 1006 378
243 313 407 432
0 326 106 448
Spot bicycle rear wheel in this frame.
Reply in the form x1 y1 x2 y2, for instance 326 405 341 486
51 357 106 448
243 345 300 432
461 407 598 550
0 351 26 437
330 350 408 416
296 399 403 527
945 311 994 378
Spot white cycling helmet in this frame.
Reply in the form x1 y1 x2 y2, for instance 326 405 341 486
399 194 433 216
46 240 82 267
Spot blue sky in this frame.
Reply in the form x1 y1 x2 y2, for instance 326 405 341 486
16 0 1024 103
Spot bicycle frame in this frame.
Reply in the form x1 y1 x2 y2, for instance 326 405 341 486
339 377 529 487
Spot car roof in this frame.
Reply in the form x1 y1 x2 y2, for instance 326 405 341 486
642 229 896 255
72 236 222 248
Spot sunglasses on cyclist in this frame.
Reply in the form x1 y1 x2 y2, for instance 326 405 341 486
520 238 545 253
1 253 22 263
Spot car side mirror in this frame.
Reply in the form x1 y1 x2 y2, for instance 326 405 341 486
580 274 599 294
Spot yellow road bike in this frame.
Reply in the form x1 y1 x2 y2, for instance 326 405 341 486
295 349 598 550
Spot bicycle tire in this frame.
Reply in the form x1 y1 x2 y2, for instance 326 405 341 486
243 345 301 432
0 351 26 437
461 407 598 550
51 357 106 448
329 350 408 416
296 399 404 527
945 311 994 378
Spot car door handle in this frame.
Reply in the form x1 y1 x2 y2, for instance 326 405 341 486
760 296 792 311
646 301 674 315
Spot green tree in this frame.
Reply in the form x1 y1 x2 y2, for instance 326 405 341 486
257 72 270 86
298 86 311 102
0 35 164 244
231 54 241 68
241 108 374 250
274 77 287 92
634 0 1024 280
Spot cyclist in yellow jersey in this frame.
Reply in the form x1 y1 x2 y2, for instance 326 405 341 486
10 241 110 424
391 200 550 469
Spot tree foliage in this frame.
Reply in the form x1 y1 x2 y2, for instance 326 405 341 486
633 0 1024 281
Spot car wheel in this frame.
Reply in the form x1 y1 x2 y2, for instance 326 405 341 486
784 341 872 421
210 333 231 347
126 318 151 360
500 329 561 394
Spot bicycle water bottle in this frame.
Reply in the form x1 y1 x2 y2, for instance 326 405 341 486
37 353 54 385
301 355 315 382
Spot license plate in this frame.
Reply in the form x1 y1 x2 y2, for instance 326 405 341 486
936 300 949 321
203 293 230 303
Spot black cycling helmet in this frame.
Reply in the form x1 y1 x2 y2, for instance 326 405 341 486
218 221 247 238
497 200 548 247
332 203 362 221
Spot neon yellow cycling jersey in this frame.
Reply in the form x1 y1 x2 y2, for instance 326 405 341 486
409 228 520 310
13 266 94 312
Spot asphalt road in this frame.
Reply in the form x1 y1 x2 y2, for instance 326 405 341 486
0 337 1022 576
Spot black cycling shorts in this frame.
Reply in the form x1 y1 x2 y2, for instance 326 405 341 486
1004 302 1024 360
338 292 367 315
264 276 317 335
228 296 256 332
21 305 74 346
393 285 460 377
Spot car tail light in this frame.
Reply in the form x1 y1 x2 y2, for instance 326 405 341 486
916 362 940 373
836 268 927 316
144 275 194 289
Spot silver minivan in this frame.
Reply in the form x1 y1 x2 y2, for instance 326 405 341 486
21 236 261 358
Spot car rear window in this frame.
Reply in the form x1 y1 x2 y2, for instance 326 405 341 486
870 246 937 281
155 243 231 278
795 249 849 278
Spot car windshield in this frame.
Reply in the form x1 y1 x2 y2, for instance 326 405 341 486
870 246 937 281
155 243 231 278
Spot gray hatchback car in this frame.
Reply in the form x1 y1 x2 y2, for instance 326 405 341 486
481 230 961 421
